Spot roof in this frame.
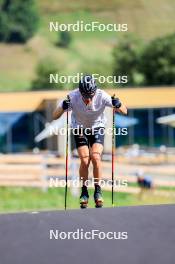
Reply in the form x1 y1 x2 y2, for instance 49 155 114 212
0 87 175 112
0 91 66 112
117 87 175 109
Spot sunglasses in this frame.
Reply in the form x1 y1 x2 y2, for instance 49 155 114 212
82 93 95 99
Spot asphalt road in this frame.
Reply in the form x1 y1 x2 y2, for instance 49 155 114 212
0 205 175 264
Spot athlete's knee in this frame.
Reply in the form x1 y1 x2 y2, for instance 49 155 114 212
80 156 90 169
91 152 101 167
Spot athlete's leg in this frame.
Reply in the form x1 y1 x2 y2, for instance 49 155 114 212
77 145 91 208
90 143 103 184
77 145 91 185
90 143 104 207
90 127 105 208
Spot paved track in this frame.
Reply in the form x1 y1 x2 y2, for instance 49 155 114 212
0 205 175 264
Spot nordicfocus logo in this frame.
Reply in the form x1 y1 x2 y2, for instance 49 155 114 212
49 229 128 240
49 73 128 85
49 178 128 189
49 21 128 32
49 126 128 137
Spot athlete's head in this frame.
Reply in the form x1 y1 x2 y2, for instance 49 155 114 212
79 75 97 100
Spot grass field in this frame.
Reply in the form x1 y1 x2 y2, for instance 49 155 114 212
0 0 175 91
0 187 174 213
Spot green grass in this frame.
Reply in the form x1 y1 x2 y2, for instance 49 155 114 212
0 187 174 214
39 0 175 40
128 182 175 191
0 0 175 91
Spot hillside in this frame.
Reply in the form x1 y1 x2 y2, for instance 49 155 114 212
0 0 175 91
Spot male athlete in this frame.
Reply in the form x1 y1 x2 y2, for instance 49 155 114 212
53 75 127 208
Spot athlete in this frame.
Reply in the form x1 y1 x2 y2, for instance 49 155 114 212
53 75 127 208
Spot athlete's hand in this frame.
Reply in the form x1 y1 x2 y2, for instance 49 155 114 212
62 97 71 110
111 96 121 109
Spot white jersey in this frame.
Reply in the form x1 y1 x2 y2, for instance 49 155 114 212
57 88 113 129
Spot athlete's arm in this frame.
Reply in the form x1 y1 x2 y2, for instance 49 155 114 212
112 96 127 115
53 97 71 120
103 91 127 115
53 106 64 120
115 102 128 115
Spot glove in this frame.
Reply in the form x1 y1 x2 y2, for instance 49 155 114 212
111 96 121 109
62 97 71 110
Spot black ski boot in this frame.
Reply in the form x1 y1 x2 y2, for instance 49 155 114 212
94 185 103 208
80 185 89 209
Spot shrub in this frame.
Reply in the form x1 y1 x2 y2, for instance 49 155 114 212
0 0 39 43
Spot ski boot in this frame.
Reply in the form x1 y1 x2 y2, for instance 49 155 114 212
80 186 89 209
94 185 103 208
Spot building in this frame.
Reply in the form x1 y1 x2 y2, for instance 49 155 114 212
0 87 175 154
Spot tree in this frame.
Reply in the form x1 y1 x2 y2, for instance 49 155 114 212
140 33 175 85
31 58 63 91
0 0 39 43
57 31 72 48
0 9 9 41
112 34 144 86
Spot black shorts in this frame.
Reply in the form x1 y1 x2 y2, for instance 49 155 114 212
74 127 105 149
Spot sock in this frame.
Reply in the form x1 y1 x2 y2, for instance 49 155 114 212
95 184 101 191
81 185 89 198
82 185 87 190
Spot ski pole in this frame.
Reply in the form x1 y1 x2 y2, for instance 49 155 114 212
65 96 69 210
112 94 115 207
